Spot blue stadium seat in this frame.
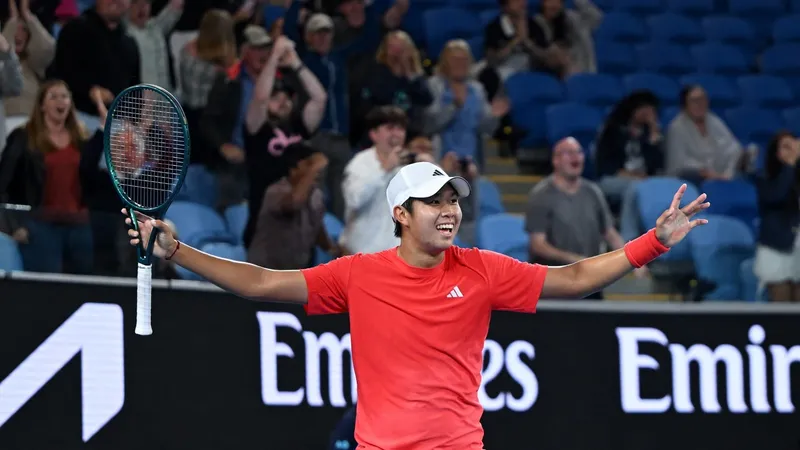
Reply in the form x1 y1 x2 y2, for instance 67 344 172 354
594 12 647 43
660 106 680 129
702 16 755 45
165 201 236 249
666 0 714 17
679 74 740 109
511 103 548 148
737 75 794 108
688 215 756 301
175 164 218 208
400 9 427 50
545 103 603 149
477 177 505 217
700 179 759 235
636 43 695 76
635 177 700 263
761 45 800 97
782 107 800 134
612 0 661 15
623 72 680 106
647 13 704 44
315 213 344 265
724 107 784 150
223 202 249 245
0 232 23 271
476 213 528 262
727 0 784 41
792 0 800 12
564 73 623 108
595 42 637 75
423 8 482 59
478 10 498 26
466 35 484 61
773 15 800 43
505 72 564 108
690 43 749 75
739 258 766 302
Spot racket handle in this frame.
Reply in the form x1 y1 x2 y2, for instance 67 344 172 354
135 263 153 336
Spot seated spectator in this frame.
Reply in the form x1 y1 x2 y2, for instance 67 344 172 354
530 0 602 77
2 0 55 117
47 0 140 131
126 0 184 94
243 35 327 249
0 29 22 154
424 39 508 164
356 30 432 139
754 131 800 302
666 85 744 186
340 105 408 254
0 80 96 274
248 142 340 270
483 0 538 88
525 137 628 299
595 90 664 240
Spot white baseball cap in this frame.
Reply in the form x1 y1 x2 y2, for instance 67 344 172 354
386 162 471 217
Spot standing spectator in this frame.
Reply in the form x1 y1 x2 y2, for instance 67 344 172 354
340 106 407 254
0 80 95 274
243 35 327 248
0 25 22 154
753 131 800 302
483 0 538 89
666 85 744 186
126 0 184 94
2 0 55 118
247 142 340 270
525 137 628 299
48 0 140 131
530 0 602 77
424 39 508 164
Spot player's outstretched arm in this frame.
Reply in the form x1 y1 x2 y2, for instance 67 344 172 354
540 184 709 299
123 209 308 304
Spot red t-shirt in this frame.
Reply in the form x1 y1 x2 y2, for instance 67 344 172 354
301 246 548 449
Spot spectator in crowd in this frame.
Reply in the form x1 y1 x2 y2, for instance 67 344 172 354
0 26 22 154
0 80 95 274
594 90 664 240
52 0 80 38
424 39 509 164
525 137 628 299
666 84 744 186
243 35 327 249
2 0 55 118
753 131 800 302
357 30 432 137
48 0 140 131
126 0 184 93
530 0 602 77
340 105 407 254
248 141 341 269
483 0 539 89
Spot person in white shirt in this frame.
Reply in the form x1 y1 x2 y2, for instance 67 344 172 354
340 106 409 254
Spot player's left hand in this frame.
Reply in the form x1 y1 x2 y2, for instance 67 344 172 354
655 184 710 247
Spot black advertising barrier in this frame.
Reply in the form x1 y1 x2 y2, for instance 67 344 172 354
1 273 800 450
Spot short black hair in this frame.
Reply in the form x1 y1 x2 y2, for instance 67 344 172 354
392 198 414 237
284 141 316 171
365 105 408 133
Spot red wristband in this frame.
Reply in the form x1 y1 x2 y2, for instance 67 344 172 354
623 229 669 268
165 240 180 261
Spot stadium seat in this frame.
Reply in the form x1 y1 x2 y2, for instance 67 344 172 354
660 106 680 129
727 0 784 40
466 35 484 61
688 215 756 301
476 213 528 262
636 43 695 76
165 201 236 249
690 43 749 75
666 0 714 17
792 0 800 12
678 74 740 109
505 72 564 108
478 10 498 26
782 107 800 134
736 75 795 108
315 213 345 265
623 72 680 106
223 202 249 245
739 258 767 302
400 9 427 50
511 103 548 148
761 45 800 76
545 103 603 148
175 164 218 208
724 107 784 150
700 179 759 236
612 0 661 15
701 16 755 45
565 73 624 108
423 8 482 60
634 177 700 263
477 177 505 217
0 232 23 271
595 42 637 75
594 12 647 43
773 15 800 43
646 13 704 44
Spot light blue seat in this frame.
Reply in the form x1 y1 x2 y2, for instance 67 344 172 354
635 177 699 263
545 102 603 149
477 177 504 217
688 215 756 301
0 232 23 271
739 258 762 302
223 202 249 245
700 179 759 236
174 164 218 208
724 107 784 151
315 213 345 265
476 213 528 262
565 73 623 108
165 201 236 249
505 72 564 108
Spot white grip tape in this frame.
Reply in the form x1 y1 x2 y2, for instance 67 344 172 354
135 263 153 335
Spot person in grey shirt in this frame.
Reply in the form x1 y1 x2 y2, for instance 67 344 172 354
0 31 24 154
525 137 629 299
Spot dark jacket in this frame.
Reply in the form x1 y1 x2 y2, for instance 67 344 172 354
756 164 800 252
595 124 664 178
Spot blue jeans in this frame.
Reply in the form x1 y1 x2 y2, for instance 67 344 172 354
599 176 642 242
19 220 93 274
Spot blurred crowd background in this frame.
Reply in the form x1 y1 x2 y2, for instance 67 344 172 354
0 0 798 303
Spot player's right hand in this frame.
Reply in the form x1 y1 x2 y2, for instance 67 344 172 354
122 208 177 259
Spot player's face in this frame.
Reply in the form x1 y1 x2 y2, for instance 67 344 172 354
41 83 72 123
408 184 462 251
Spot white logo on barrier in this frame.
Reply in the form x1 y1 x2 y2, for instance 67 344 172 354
617 325 799 414
0 303 125 441
257 312 538 411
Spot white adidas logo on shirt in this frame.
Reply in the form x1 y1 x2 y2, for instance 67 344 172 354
446 286 464 298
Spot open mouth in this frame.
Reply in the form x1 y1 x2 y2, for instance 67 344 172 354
55 107 67 115
436 223 455 237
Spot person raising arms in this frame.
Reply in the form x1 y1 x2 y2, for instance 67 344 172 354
123 161 709 449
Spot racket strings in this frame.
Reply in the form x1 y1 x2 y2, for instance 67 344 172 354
107 89 187 210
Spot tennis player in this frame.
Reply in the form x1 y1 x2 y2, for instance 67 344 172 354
124 161 709 449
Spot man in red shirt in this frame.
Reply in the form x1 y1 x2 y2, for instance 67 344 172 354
124 161 710 449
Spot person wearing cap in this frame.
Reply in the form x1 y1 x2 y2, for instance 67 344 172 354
123 141 711 449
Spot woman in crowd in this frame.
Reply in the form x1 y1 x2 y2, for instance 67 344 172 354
0 80 97 274
753 131 800 302
530 0 603 77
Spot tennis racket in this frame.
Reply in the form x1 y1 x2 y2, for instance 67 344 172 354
104 84 190 336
